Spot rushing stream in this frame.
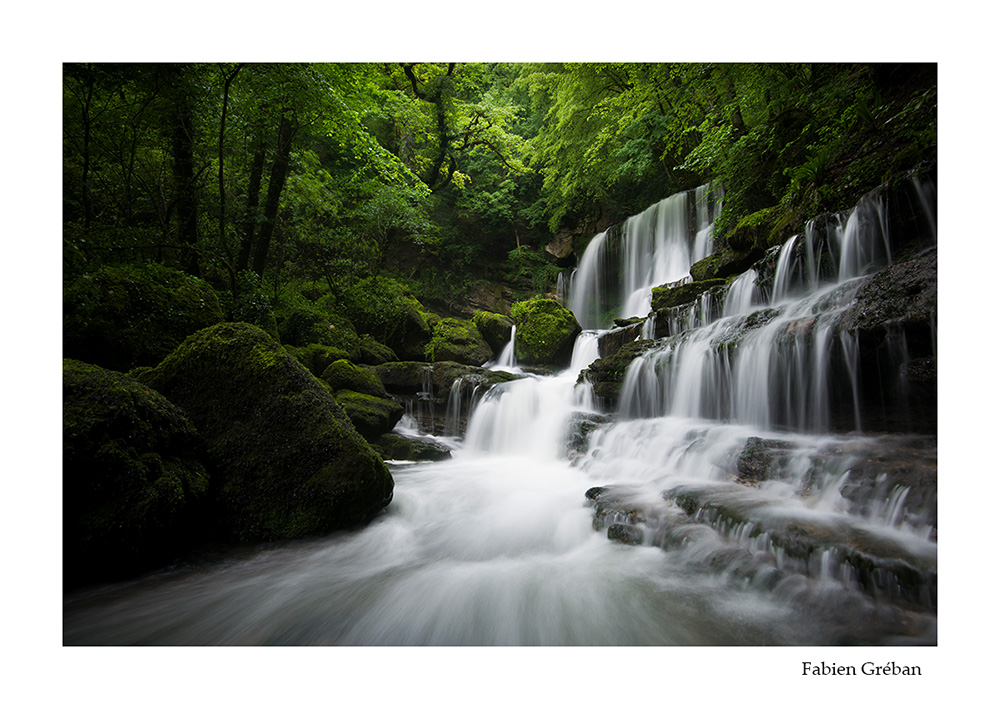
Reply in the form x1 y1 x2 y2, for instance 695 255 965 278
64 184 936 646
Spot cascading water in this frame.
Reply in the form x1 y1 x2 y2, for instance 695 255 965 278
568 185 720 330
64 180 936 647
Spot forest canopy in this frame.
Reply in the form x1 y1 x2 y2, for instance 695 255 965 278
63 62 936 323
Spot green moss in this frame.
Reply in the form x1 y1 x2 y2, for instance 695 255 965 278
137 322 393 543
726 206 782 251
510 298 582 366
356 335 398 365
322 359 386 398
284 343 352 377
651 279 728 311
426 317 493 365
63 359 210 588
689 248 763 282
333 390 405 441
472 310 515 355
63 263 225 372
276 302 361 357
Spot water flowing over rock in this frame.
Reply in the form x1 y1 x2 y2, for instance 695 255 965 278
65 176 937 647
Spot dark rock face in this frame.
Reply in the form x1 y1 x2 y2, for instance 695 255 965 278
63 359 210 588
137 323 393 543
735 437 796 485
841 247 937 434
597 320 646 359
63 263 224 372
689 247 763 282
565 412 612 459
579 339 658 409
373 360 520 436
375 433 453 462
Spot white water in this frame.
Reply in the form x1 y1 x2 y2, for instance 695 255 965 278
567 185 719 330
64 184 936 646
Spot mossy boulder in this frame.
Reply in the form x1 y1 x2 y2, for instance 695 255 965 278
689 247 763 283
651 278 729 311
135 322 393 542
356 336 398 366
334 390 405 441
63 263 225 372
374 433 452 462
510 298 582 366
63 359 210 588
372 361 434 394
284 343 353 377
473 310 515 356
426 317 493 365
277 305 360 359
382 295 434 361
321 359 386 398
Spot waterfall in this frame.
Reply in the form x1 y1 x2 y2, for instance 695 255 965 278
568 186 720 330
64 179 936 648
493 325 518 370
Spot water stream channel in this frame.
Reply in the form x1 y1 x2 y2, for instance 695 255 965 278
64 183 937 646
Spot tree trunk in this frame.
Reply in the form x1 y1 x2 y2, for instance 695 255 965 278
217 63 242 292
251 111 295 278
237 124 267 273
170 69 200 276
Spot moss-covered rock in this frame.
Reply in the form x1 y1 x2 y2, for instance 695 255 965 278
284 343 353 377
689 247 764 283
726 205 783 251
321 359 386 398
650 278 729 311
136 322 393 542
63 359 210 588
356 335 398 366
277 304 360 359
373 433 453 462
372 361 433 394
384 296 434 361
510 298 582 366
473 310 515 356
333 390 405 441
63 263 225 372
426 317 493 365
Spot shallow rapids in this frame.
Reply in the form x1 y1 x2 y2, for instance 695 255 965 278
63 441 934 645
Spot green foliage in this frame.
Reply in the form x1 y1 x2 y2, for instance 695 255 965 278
218 270 279 340
64 262 225 371
505 246 561 297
